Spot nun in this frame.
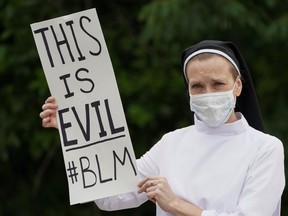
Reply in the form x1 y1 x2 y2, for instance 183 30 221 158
40 40 285 216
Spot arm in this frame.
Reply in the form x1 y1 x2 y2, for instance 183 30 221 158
138 138 285 216
138 176 203 216
94 186 148 211
95 139 163 211
94 162 150 211
222 138 285 216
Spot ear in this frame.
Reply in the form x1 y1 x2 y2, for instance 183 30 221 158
235 77 242 97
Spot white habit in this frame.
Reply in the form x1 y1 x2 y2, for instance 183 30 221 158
95 113 285 216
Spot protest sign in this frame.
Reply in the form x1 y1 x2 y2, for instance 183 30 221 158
31 8 139 205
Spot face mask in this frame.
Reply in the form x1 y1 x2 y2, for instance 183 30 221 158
189 84 236 127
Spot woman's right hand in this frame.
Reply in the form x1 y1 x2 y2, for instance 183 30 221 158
39 96 58 129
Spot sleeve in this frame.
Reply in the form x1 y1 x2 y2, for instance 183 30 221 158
95 140 162 211
136 139 161 177
94 188 148 211
201 137 285 216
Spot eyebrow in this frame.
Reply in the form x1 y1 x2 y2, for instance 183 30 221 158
189 77 228 84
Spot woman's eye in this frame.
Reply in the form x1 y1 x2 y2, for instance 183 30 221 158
190 84 203 94
215 82 224 86
191 84 202 89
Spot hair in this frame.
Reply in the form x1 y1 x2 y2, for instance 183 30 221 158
187 53 240 80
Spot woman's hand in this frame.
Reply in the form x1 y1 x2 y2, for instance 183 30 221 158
137 176 177 212
39 96 58 129
138 176 203 216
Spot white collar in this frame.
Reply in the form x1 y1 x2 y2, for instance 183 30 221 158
194 112 249 136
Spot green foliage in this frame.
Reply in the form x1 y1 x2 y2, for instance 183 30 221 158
0 0 287 215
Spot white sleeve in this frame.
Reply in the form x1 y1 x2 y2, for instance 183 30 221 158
95 141 162 211
94 189 148 211
201 138 285 216
94 164 148 211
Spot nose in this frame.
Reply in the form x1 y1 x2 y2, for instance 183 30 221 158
204 86 214 94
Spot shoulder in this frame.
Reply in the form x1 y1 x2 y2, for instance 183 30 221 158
238 114 283 152
145 125 196 153
160 125 195 141
250 126 282 146
247 126 284 158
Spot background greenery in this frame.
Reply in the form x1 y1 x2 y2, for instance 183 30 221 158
1 0 287 215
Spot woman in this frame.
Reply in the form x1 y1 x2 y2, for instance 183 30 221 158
40 40 285 216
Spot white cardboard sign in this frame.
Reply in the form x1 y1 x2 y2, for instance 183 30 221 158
31 8 139 205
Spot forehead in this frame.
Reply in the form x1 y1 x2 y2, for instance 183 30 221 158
186 55 234 80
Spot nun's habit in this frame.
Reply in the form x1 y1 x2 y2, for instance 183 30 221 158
95 40 285 216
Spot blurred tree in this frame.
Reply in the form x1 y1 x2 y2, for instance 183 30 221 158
0 0 287 215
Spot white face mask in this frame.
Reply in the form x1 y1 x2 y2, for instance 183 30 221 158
189 84 236 127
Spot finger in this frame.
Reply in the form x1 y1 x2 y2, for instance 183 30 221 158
149 180 157 187
45 96 56 103
145 185 157 193
146 190 158 203
42 116 57 128
39 109 54 119
137 178 150 193
137 177 148 187
138 176 159 187
42 118 51 127
42 103 58 111
138 179 158 194
42 118 58 129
